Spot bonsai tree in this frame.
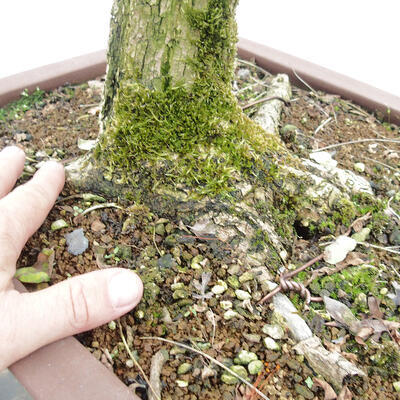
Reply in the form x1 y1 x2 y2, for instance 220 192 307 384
64 1 382 392
67 0 360 292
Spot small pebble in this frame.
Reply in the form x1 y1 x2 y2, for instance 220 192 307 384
262 324 284 339
178 362 192 374
227 275 240 289
309 151 337 170
248 360 263 375
230 365 248 379
220 373 238 385
263 337 280 351
239 271 254 283
235 289 251 300
171 282 185 290
235 350 258 365
242 333 261 343
224 310 239 320
220 300 233 310
351 227 370 242
65 228 89 255
354 162 365 173
227 264 241 275
380 287 388 296
212 280 228 295
51 219 69 231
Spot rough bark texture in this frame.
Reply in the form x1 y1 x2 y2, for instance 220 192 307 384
102 0 238 132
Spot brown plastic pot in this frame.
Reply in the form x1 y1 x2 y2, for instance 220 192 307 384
1 38 399 399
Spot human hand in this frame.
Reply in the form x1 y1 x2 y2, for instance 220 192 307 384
0 146 143 370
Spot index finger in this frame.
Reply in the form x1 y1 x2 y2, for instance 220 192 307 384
0 161 65 273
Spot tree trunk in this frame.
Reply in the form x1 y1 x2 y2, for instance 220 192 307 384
84 0 282 199
102 0 237 129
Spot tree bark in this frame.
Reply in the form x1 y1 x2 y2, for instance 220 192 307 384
101 0 238 132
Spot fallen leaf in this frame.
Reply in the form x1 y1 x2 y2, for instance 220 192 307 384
91 219 106 233
337 252 367 268
382 320 400 331
14 248 54 284
358 319 388 336
341 352 358 363
60 205 74 213
355 332 369 345
324 339 341 353
368 296 384 319
337 385 352 400
351 220 364 233
14 268 50 284
314 378 337 399
306 251 368 285
349 212 371 233
94 246 110 269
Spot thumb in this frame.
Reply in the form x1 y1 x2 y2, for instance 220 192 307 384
7 269 143 367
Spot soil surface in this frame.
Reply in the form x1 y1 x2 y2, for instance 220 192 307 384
1 60 400 400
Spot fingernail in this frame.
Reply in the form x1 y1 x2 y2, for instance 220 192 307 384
1 146 24 156
108 271 143 309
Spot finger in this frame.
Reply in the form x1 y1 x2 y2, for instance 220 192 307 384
1 268 143 369
0 146 25 199
0 161 65 272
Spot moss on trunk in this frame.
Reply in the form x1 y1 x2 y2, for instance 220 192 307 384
94 0 284 198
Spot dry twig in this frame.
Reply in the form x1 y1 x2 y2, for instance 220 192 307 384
242 96 290 110
238 59 271 77
312 138 400 153
314 117 332 135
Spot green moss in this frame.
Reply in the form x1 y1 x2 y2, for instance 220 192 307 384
352 193 389 235
250 228 268 252
0 87 45 122
331 197 357 227
300 265 385 314
95 0 282 197
367 340 400 378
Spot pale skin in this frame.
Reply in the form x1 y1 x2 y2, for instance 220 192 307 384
0 146 143 370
